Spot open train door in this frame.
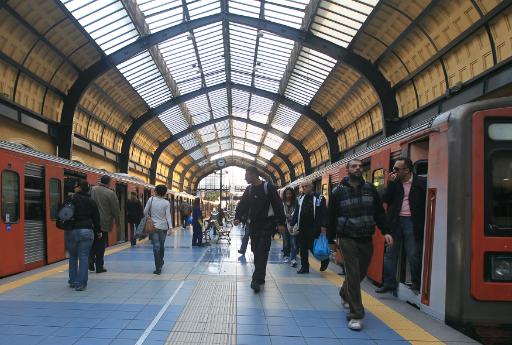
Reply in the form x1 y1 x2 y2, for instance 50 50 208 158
45 164 65 264
367 148 390 284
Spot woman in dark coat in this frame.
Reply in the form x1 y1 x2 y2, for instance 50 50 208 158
127 192 143 246
192 198 203 247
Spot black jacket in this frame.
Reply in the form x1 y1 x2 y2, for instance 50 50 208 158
382 174 427 240
290 193 329 240
235 181 285 228
127 198 143 224
70 192 101 234
329 176 389 238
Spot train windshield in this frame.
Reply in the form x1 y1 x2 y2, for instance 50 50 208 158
489 151 512 230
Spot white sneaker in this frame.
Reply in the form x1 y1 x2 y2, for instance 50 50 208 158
290 259 297 267
348 319 363 330
283 256 289 263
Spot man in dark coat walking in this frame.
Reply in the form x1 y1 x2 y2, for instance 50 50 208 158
127 192 143 247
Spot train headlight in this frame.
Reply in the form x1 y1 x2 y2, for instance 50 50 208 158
491 255 512 282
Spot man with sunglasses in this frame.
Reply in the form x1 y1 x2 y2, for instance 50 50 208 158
376 157 426 294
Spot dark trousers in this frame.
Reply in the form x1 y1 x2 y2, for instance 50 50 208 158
129 223 136 246
192 222 202 245
383 216 421 288
298 231 329 269
89 231 108 271
339 236 373 319
250 222 273 283
282 230 291 257
239 224 251 254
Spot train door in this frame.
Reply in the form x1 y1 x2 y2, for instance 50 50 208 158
367 149 390 283
23 163 46 268
46 165 65 264
116 183 127 243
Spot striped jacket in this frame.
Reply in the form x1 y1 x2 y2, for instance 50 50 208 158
329 176 389 238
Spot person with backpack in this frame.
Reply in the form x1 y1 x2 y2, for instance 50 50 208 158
179 202 192 229
329 159 393 331
234 167 286 293
64 180 101 291
144 185 173 275
290 180 331 273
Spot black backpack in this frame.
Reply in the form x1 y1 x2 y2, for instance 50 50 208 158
56 198 75 230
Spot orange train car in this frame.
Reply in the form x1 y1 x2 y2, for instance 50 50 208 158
289 97 512 332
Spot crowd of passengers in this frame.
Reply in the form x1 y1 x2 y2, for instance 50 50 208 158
62 156 425 332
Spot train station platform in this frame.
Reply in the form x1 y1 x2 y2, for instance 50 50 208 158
0 226 479 345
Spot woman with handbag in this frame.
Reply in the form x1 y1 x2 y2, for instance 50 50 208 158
143 185 173 275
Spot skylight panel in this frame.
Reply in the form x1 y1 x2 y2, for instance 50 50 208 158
208 88 228 119
249 94 273 124
310 0 379 48
246 124 263 142
137 0 183 33
198 159 209 167
206 144 220 155
245 142 258 154
215 120 229 131
220 139 231 150
232 89 250 118
186 0 221 20
271 105 302 133
194 23 225 85
185 94 210 124
233 140 244 151
229 24 258 86
205 71 226 87
117 51 172 107
263 132 284 148
190 150 204 161
284 48 337 105
228 0 260 18
158 106 190 133
178 134 199 150
259 148 274 160
198 124 216 140
264 0 309 29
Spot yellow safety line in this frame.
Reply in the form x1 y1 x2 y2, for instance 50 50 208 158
0 239 147 294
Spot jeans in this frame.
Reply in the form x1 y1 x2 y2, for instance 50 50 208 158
282 230 291 257
150 230 167 270
383 216 421 289
339 236 373 319
289 235 298 261
192 221 202 245
66 229 94 287
129 223 136 246
239 224 251 254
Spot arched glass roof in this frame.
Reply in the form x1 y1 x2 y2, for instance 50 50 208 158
60 0 379 171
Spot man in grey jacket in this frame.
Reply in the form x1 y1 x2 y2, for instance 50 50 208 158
89 175 120 273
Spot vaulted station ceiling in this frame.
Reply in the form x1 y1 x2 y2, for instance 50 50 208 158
0 0 510 191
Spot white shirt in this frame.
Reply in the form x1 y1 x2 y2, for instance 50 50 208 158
144 196 172 230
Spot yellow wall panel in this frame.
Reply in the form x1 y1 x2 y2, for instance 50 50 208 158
102 128 116 151
73 110 88 137
345 125 359 147
0 59 17 100
73 146 116 172
0 11 37 63
24 41 61 83
444 28 494 87
475 0 503 14
352 33 388 62
396 82 418 117
10 0 66 33
369 106 383 132
356 114 373 139
0 117 56 155
128 169 149 183
46 19 89 57
338 133 347 151
379 53 409 85
51 62 77 94
387 0 431 19
114 135 123 153
87 119 102 143
394 27 437 72
415 61 447 107
366 6 409 47
15 74 45 114
490 7 512 63
42 90 62 121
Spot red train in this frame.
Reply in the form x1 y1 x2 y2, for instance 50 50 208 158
290 97 511 335
0 141 212 278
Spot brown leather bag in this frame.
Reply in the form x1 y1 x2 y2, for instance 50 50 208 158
143 198 157 234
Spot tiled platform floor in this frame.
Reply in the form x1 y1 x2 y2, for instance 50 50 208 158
0 226 479 345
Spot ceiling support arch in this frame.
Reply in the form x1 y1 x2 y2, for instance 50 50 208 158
190 159 276 194
180 153 281 192
58 13 397 160
166 136 295 186
146 115 310 185
119 82 334 177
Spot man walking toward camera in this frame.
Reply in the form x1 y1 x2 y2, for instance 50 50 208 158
376 157 426 294
329 159 393 331
234 167 286 293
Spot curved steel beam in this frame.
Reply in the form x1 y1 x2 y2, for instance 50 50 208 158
147 115 309 185
166 136 295 186
179 149 283 192
58 13 397 160
121 82 331 177
190 158 277 194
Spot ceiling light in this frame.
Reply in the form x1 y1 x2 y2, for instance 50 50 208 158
187 32 193 40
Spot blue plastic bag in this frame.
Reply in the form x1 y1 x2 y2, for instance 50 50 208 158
313 233 330 261
185 215 193 226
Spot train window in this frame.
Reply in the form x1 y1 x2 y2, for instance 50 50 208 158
372 169 385 192
49 179 61 220
24 175 44 221
487 151 512 234
488 123 512 141
1 170 20 223
414 160 428 177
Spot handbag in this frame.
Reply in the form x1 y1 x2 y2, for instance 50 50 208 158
289 223 300 236
142 198 157 234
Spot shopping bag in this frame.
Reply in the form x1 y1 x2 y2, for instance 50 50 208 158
313 233 330 261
